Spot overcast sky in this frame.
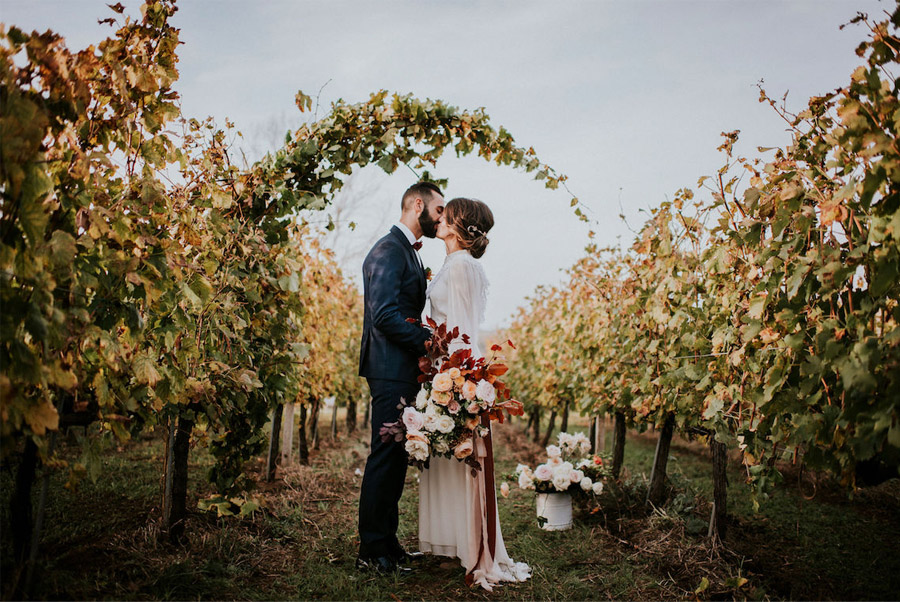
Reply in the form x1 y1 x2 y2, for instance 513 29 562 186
2 0 888 329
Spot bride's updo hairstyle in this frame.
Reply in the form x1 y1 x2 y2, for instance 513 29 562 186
444 197 494 259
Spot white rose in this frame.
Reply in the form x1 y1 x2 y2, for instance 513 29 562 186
436 415 455 434
552 473 571 492
414 388 429 410
557 432 573 448
518 471 535 490
551 465 570 483
580 477 593 491
475 379 496 404
423 413 440 433
433 439 450 454
500 482 510 498
402 406 425 432
515 463 531 476
571 469 584 483
404 431 429 462
533 464 552 481
575 459 590 469
592 481 604 495
546 445 562 459
576 435 591 456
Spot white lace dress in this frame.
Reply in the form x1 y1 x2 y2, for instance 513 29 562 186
418 249 531 591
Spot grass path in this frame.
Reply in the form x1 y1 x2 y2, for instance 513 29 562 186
2 416 899 600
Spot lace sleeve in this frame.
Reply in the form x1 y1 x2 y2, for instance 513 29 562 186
443 255 489 355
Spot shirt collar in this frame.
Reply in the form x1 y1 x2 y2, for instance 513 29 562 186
395 222 419 246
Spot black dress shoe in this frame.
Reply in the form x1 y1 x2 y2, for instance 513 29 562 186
356 555 413 575
389 546 425 564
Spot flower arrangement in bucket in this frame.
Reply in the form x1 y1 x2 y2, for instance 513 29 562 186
514 432 611 530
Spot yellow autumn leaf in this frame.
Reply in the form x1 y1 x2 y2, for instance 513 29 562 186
25 400 59 436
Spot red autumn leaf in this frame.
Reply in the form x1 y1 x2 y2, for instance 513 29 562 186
487 363 509 377
507 339 516 349
491 343 502 351
501 399 524 416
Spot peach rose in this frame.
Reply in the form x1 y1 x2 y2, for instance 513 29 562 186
453 439 474 459
430 389 451 406
432 372 453 392
465 416 479 430
461 380 478 401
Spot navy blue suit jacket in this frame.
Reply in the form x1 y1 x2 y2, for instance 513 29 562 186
359 226 431 384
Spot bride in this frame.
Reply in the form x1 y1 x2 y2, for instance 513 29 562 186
418 197 531 591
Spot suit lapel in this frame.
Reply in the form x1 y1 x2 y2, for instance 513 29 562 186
390 226 427 304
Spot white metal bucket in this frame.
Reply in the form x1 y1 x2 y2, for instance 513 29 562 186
535 492 573 531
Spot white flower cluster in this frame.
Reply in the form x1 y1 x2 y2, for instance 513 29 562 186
557 431 592 458
515 432 605 495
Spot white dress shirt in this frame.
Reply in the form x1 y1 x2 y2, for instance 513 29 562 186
395 222 419 246
395 222 423 267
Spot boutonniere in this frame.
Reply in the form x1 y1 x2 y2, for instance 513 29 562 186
413 241 423 251
424 267 432 281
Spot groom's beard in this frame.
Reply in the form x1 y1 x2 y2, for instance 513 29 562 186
418 210 438 238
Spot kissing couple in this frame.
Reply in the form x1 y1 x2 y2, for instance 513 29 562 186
357 182 531 591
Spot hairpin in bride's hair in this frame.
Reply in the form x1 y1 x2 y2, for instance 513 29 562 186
466 224 486 238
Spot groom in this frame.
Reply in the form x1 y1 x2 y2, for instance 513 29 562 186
357 181 445 573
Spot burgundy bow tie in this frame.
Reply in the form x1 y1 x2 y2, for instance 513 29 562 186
412 241 422 251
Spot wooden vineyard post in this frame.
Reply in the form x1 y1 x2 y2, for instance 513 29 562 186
265 404 283 482
531 408 541 443
647 412 675 507
710 438 728 540
559 399 570 434
611 412 626 478
346 397 357 434
599 415 607 452
540 410 558 448
590 415 605 454
309 398 320 450
298 402 310 465
589 416 597 453
10 439 37 565
281 403 295 467
163 413 194 543
330 397 338 439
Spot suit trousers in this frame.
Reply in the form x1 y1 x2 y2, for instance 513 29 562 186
358 378 419 558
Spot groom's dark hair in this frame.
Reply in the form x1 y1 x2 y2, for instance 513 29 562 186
401 181 443 210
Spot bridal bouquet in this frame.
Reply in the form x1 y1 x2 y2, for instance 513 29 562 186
380 317 524 472
515 432 611 495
